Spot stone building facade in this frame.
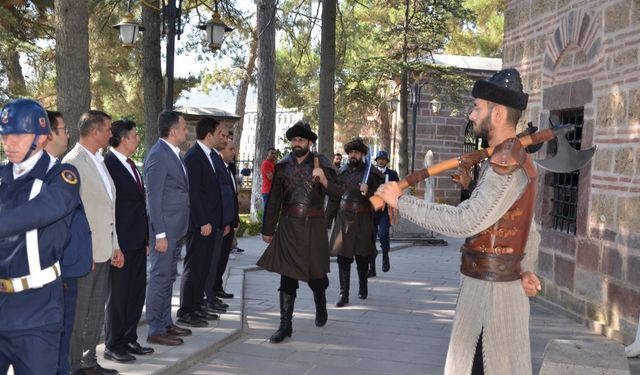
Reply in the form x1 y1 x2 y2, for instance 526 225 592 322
504 0 640 342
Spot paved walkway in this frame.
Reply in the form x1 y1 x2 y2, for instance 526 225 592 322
81 235 640 374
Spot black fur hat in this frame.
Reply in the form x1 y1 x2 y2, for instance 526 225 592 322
343 137 369 154
471 68 528 110
285 121 317 142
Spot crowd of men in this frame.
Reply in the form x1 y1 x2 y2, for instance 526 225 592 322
1 66 544 375
0 103 239 375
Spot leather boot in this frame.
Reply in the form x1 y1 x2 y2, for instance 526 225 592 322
382 249 390 272
313 290 328 327
335 263 350 307
358 267 368 299
269 291 295 343
367 253 377 278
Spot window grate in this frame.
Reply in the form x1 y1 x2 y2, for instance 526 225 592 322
550 108 583 235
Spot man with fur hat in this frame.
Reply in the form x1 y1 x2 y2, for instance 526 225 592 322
257 121 339 344
376 68 541 375
326 137 384 307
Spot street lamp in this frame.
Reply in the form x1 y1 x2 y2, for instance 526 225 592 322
410 82 424 173
430 98 441 114
198 2 234 52
112 1 145 48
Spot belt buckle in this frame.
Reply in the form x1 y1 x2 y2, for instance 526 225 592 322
0 279 14 293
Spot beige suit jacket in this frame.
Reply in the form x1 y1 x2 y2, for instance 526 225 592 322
63 143 119 263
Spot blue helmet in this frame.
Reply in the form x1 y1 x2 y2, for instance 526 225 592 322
375 150 389 161
0 99 51 135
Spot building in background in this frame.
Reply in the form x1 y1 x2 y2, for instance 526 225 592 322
238 107 304 161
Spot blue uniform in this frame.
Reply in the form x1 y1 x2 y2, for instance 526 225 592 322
0 152 81 375
373 167 399 252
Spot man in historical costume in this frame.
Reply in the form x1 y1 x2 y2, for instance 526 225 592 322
376 68 542 375
369 150 399 277
257 121 339 344
326 138 384 307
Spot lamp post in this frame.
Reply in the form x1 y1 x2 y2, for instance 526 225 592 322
113 0 232 110
410 82 422 173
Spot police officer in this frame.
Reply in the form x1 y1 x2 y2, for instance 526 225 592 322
0 99 82 374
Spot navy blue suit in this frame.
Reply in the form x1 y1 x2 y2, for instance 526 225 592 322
104 151 148 353
179 143 223 316
215 163 240 295
0 152 81 374
373 167 399 252
57 158 93 375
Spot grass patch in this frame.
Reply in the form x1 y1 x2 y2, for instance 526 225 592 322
238 214 262 237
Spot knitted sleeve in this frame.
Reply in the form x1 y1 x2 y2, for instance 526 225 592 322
397 165 528 238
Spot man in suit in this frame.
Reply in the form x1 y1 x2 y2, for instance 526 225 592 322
369 150 400 276
144 110 191 346
177 117 227 327
215 138 240 301
103 120 154 362
63 111 124 375
45 110 93 375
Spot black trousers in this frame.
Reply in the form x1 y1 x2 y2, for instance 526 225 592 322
179 231 216 315
279 275 329 296
214 228 234 293
471 330 485 375
336 254 370 273
105 249 147 351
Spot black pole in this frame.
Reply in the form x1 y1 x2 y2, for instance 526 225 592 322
411 82 420 173
164 0 177 110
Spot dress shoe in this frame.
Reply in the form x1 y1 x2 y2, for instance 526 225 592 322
82 363 118 375
167 324 192 336
125 341 154 355
194 309 220 321
177 313 208 327
147 333 184 346
204 301 228 313
216 297 229 308
216 290 234 299
234 247 245 253
104 348 136 363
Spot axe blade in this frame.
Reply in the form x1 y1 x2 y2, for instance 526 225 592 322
535 133 597 173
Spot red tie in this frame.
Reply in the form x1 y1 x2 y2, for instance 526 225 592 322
126 158 143 192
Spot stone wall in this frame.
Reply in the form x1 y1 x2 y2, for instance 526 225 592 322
505 0 640 342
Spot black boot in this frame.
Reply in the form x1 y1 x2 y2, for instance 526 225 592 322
367 253 377 278
382 250 390 272
335 263 350 307
269 291 295 343
358 267 368 299
313 290 328 327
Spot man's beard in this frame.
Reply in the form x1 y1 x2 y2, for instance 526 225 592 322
473 116 491 139
349 157 363 167
292 145 309 157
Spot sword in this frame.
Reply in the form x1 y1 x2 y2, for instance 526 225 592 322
360 147 372 195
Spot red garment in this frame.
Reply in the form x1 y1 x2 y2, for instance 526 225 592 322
261 158 275 193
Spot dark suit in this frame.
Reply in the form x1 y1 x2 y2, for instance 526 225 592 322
373 167 400 252
104 150 148 353
144 139 190 337
204 150 235 303
179 142 223 316
215 162 240 294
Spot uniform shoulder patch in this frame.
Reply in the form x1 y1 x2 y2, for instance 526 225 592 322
61 169 78 185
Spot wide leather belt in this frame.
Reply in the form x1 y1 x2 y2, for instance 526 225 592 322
282 204 324 218
460 246 524 282
0 261 61 293
339 200 372 214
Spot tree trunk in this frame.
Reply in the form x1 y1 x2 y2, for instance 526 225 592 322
0 50 27 97
55 0 90 146
251 0 277 221
318 0 336 156
398 70 409 178
378 102 391 154
233 33 258 153
142 0 163 153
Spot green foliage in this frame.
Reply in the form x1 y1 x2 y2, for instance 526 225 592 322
238 214 262 237
445 0 505 57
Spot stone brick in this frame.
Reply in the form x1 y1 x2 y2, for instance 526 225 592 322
628 88 640 127
593 148 612 172
558 288 585 315
559 52 573 68
596 95 613 129
578 13 592 46
536 35 547 56
516 2 531 25
544 53 556 71
532 0 556 19
555 255 575 290
605 1 631 33
633 0 640 25
590 227 618 243
574 49 587 65
558 0 571 9
627 255 640 288
505 6 518 31
554 28 564 53
543 79 593 110
576 267 604 301
576 239 601 272
614 148 634 175
539 250 554 279
586 37 601 62
629 232 640 250
585 301 607 322
612 91 626 127
513 40 524 62
608 281 640 319
619 196 640 231
590 194 616 228
613 48 638 67
603 246 623 279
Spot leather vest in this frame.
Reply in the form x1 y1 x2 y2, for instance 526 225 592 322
280 153 325 213
337 163 372 213
460 138 537 282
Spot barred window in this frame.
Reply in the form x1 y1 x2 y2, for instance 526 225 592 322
549 108 584 235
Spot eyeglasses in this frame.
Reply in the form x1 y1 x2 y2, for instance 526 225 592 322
54 127 70 135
